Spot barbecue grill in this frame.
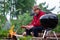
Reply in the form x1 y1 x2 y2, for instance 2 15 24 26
40 14 58 40
40 14 58 29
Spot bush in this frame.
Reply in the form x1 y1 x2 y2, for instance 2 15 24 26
0 30 9 38
11 11 33 34
53 14 60 32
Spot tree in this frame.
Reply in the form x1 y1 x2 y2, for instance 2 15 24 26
0 0 35 34
15 0 36 12
9 0 36 33
39 2 55 13
0 15 7 29
0 0 8 29
10 0 36 19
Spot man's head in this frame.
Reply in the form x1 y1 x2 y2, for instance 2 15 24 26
33 8 40 14
33 6 40 14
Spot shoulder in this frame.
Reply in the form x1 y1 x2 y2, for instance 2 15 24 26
40 10 45 14
39 10 45 16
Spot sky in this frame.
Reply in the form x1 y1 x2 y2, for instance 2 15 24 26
36 0 60 14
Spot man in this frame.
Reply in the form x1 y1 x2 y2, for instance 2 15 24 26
22 7 45 37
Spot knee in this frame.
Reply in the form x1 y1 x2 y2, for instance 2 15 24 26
22 32 26 36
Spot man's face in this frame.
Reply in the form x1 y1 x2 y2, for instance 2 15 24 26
34 9 40 14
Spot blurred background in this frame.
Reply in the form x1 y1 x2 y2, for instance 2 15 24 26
0 0 60 38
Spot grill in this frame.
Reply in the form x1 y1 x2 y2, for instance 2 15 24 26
40 14 58 29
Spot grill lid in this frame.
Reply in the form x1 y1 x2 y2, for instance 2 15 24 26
40 14 58 29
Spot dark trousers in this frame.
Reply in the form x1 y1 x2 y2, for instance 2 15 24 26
26 26 44 37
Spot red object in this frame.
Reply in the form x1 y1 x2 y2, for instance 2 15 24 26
30 10 45 27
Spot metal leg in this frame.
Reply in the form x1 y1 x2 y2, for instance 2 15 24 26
46 30 49 36
53 31 58 40
42 29 58 40
42 30 47 38
46 30 52 36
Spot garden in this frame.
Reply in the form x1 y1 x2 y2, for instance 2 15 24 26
0 0 60 40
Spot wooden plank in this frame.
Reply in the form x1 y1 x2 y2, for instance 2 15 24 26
32 37 60 40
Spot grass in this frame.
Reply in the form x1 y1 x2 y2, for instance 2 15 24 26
53 25 60 33
19 36 32 40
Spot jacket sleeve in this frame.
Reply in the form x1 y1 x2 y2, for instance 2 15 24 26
29 17 35 26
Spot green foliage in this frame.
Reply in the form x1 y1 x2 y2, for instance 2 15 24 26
19 36 32 40
58 14 60 26
0 30 9 38
0 0 9 16
39 2 55 13
53 14 60 32
0 15 6 29
16 0 36 12
0 15 8 38
54 26 60 32
0 0 35 19
11 12 33 34
9 0 36 18
0 0 35 35
0 0 60 38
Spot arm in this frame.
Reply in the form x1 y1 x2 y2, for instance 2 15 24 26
21 16 35 29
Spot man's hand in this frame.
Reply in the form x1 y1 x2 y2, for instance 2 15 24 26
26 25 34 30
21 25 34 30
21 25 26 28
